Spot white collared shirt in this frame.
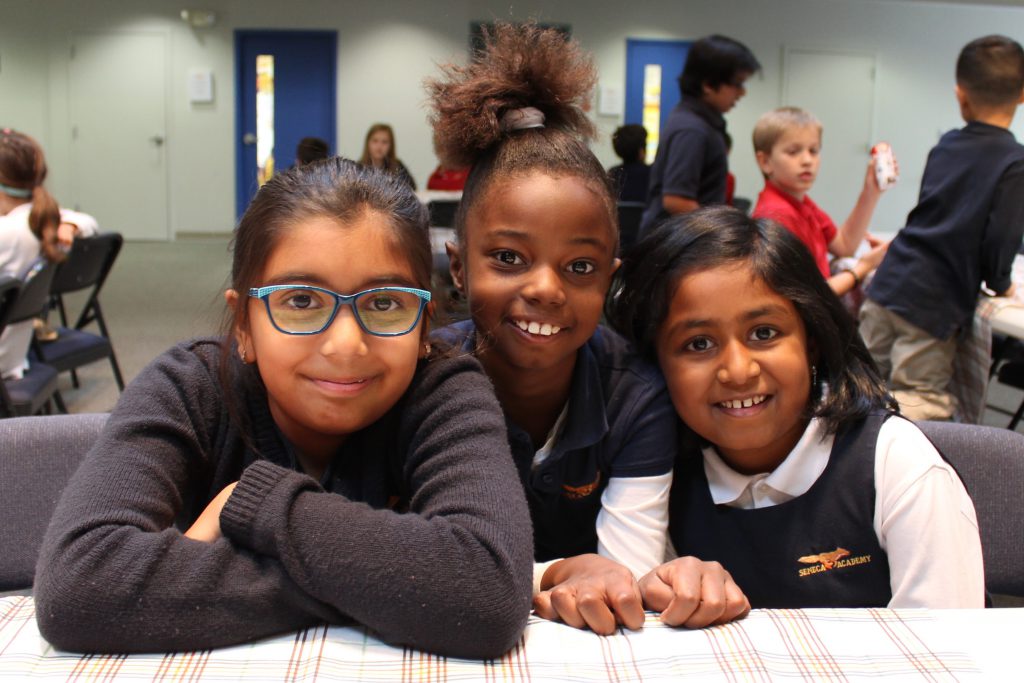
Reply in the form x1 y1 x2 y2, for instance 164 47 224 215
700 416 984 608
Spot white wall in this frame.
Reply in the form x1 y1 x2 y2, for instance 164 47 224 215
1 0 1023 237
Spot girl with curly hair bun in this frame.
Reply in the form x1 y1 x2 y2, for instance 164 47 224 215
428 23 749 634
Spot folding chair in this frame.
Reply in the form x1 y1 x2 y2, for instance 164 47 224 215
0 263 65 417
32 232 125 391
918 420 1024 597
0 412 108 593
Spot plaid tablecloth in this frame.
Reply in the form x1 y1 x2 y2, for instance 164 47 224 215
2 596 1017 681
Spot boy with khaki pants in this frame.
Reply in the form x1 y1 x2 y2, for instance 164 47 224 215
861 35 1024 420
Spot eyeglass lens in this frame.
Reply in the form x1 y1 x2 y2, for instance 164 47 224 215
266 287 423 334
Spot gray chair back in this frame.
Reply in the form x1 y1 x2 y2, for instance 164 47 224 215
917 421 1024 597
0 413 108 592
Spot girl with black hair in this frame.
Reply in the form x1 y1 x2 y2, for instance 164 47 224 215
427 23 749 634
34 158 533 658
610 205 983 614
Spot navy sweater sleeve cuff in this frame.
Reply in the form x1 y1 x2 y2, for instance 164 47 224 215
220 460 292 551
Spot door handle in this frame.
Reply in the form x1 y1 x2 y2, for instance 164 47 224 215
150 135 165 146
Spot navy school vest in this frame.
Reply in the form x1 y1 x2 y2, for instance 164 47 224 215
670 413 892 608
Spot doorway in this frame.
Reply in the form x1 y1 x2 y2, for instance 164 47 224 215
69 31 168 240
624 39 691 163
235 30 337 218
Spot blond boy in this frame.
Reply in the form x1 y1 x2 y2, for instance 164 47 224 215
751 107 889 296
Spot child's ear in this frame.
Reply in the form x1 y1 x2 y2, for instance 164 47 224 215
611 256 622 277
755 150 773 177
446 241 466 294
224 289 255 364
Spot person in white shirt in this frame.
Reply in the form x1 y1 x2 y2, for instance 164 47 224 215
610 206 984 622
0 128 97 379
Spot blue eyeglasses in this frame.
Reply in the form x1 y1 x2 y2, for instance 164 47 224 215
248 285 431 336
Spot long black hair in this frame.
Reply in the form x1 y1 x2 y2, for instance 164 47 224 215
608 206 896 434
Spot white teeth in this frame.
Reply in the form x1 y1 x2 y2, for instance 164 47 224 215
515 320 560 336
721 395 767 409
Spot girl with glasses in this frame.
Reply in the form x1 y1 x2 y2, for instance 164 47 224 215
426 23 749 635
34 158 533 657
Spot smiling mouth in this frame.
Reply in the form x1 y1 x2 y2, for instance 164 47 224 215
512 319 562 337
312 376 374 393
717 395 768 409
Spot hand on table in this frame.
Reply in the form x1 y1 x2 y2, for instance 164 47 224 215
533 554 645 635
184 482 238 542
639 556 750 628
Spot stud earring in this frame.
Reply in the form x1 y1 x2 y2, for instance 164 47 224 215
239 347 247 363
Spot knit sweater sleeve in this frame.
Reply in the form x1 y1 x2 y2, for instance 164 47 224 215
218 353 534 659
33 340 337 653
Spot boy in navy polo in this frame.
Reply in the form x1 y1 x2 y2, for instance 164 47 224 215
640 35 760 235
861 35 1024 420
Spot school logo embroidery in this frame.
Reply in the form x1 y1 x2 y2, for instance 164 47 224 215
562 472 601 501
797 547 872 577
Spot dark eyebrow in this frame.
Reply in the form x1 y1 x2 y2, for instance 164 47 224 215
569 235 612 250
664 305 792 336
490 229 611 250
666 318 712 336
742 305 791 321
262 272 419 291
489 229 531 241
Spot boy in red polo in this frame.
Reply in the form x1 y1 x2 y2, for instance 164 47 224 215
752 107 890 296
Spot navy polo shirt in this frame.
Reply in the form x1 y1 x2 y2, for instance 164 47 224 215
640 96 729 235
671 413 892 608
868 122 1024 340
433 322 677 561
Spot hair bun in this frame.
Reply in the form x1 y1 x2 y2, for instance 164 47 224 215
426 22 597 169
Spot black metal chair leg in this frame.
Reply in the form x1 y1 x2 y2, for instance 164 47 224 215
109 354 125 391
1008 400 1024 431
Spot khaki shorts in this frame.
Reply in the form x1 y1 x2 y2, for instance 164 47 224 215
859 299 958 420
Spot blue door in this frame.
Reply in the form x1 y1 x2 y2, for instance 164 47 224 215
235 30 337 218
625 39 690 162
